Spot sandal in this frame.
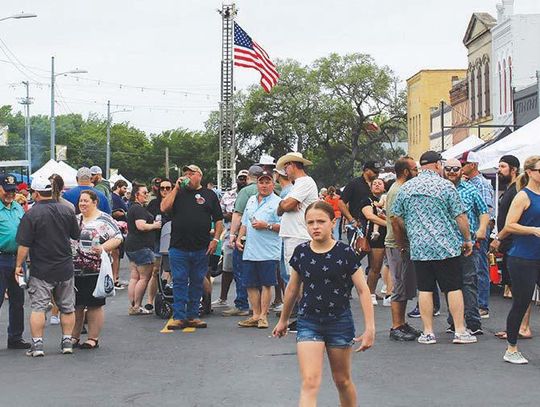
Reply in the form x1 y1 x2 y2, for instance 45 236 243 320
80 338 99 349
71 337 80 349
494 331 533 340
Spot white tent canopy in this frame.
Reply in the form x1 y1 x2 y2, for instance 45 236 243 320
109 173 132 190
469 117 540 171
441 135 484 160
31 159 78 188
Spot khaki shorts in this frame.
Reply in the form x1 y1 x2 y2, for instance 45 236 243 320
283 237 310 276
28 276 76 313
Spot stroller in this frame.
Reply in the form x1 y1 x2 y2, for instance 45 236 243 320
153 221 223 319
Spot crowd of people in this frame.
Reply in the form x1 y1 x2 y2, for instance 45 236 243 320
0 148 539 405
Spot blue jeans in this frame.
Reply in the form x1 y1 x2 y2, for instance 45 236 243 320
0 254 25 340
332 222 341 241
232 248 249 311
279 242 289 286
474 233 491 310
169 248 207 320
447 254 481 329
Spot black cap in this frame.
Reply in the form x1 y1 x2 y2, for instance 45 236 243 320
499 155 520 169
363 161 381 172
257 170 274 181
0 174 17 192
419 150 442 166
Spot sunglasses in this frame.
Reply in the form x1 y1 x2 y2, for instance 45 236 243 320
530 169 540 173
160 186 172 191
444 166 461 173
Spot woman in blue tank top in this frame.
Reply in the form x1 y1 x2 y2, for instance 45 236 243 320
502 155 540 365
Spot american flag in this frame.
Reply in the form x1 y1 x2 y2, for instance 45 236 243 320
234 22 279 93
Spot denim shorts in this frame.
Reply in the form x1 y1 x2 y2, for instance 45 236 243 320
126 248 155 266
244 260 278 288
296 308 355 348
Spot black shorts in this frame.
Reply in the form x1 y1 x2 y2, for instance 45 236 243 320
414 256 462 293
75 274 106 308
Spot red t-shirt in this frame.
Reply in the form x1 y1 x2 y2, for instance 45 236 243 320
324 195 341 219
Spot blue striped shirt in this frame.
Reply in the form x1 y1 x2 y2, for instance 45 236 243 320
468 174 494 219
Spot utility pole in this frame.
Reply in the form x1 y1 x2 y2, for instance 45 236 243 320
106 100 111 179
440 100 445 152
50 56 55 160
19 81 33 174
165 147 170 178
217 3 237 190
536 70 540 116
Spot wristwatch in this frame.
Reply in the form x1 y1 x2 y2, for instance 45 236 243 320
267 223 273 231
212 238 219 243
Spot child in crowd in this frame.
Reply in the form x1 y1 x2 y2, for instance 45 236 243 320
273 201 375 407
370 192 386 240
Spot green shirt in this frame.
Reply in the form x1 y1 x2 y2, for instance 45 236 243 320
234 183 258 214
94 180 112 205
384 181 402 249
0 200 24 253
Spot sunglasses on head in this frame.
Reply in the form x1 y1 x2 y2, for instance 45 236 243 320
444 166 461 173
160 186 172 191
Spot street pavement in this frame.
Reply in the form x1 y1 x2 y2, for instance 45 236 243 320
0 258 539 407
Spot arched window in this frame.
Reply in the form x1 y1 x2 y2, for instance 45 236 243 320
477 65 483 118
484 63 490 116
503 59 507 114
509 57 513 112
498 62 502 115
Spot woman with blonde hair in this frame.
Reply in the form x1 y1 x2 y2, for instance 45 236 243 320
500 155 540 364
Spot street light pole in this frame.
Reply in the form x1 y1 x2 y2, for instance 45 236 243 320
21 82 32 174
50 56 55 160
50 56 88 160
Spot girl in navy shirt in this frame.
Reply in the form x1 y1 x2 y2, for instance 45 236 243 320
273 201 375 406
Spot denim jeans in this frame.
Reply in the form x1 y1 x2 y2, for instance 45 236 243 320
447 254 481 329
279 242 289 286
332 222 341 241
0 254 25 340
232 248 249 311
169 248 208 320
473 232 491 310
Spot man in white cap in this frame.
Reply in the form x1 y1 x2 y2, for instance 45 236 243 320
90 165 112 206
15 176 80 357
276 152 318 281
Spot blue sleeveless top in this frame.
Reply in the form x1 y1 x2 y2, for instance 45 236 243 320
508 188 540 260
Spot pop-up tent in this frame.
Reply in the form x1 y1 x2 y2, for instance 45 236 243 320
469 117 540 171
31 159 78 188
442 135 484 160
109 173 132 190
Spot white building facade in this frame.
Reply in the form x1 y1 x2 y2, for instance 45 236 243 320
492 0 540 126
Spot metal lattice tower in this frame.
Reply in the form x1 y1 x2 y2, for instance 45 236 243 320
217 2 237 190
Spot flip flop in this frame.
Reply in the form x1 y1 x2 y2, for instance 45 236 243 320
494 331 533 340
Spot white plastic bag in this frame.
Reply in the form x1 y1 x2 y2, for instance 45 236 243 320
92 251 116 298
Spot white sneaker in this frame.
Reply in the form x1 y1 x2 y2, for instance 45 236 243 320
50 315 60 325
382 296 392 307
418 333 437 344
503 350 528 364
380 284 387 295
371 294 378 306
272 303 284 312
453 331 478 344
211 299 229 307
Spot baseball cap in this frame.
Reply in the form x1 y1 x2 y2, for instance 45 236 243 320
363 161 381 172
0 174 17 192
77 167 92 181
419 151 443 166
90 165 102 175
458 151 479 165
499 155 520 169
30 176 52 192
257 170 273 181
182 164 203 176
16 182 29 192
237 169 249 178
248 165 263 177
273 168 287 177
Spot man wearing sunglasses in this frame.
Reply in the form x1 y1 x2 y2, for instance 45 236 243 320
443 158 489 335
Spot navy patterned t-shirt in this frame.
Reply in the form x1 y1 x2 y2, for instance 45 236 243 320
289 241 362 319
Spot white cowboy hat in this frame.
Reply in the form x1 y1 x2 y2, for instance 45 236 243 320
276 152 313 170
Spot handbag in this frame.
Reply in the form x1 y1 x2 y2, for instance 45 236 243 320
350 226 371 254
92 251 116 298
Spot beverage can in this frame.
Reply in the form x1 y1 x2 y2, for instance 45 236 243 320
18 275 27 289
155 214 162 222
181 178 190 188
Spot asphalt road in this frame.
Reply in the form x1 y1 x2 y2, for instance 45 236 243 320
0 259 539 407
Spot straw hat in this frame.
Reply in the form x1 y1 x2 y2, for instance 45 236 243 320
276 152 313 170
